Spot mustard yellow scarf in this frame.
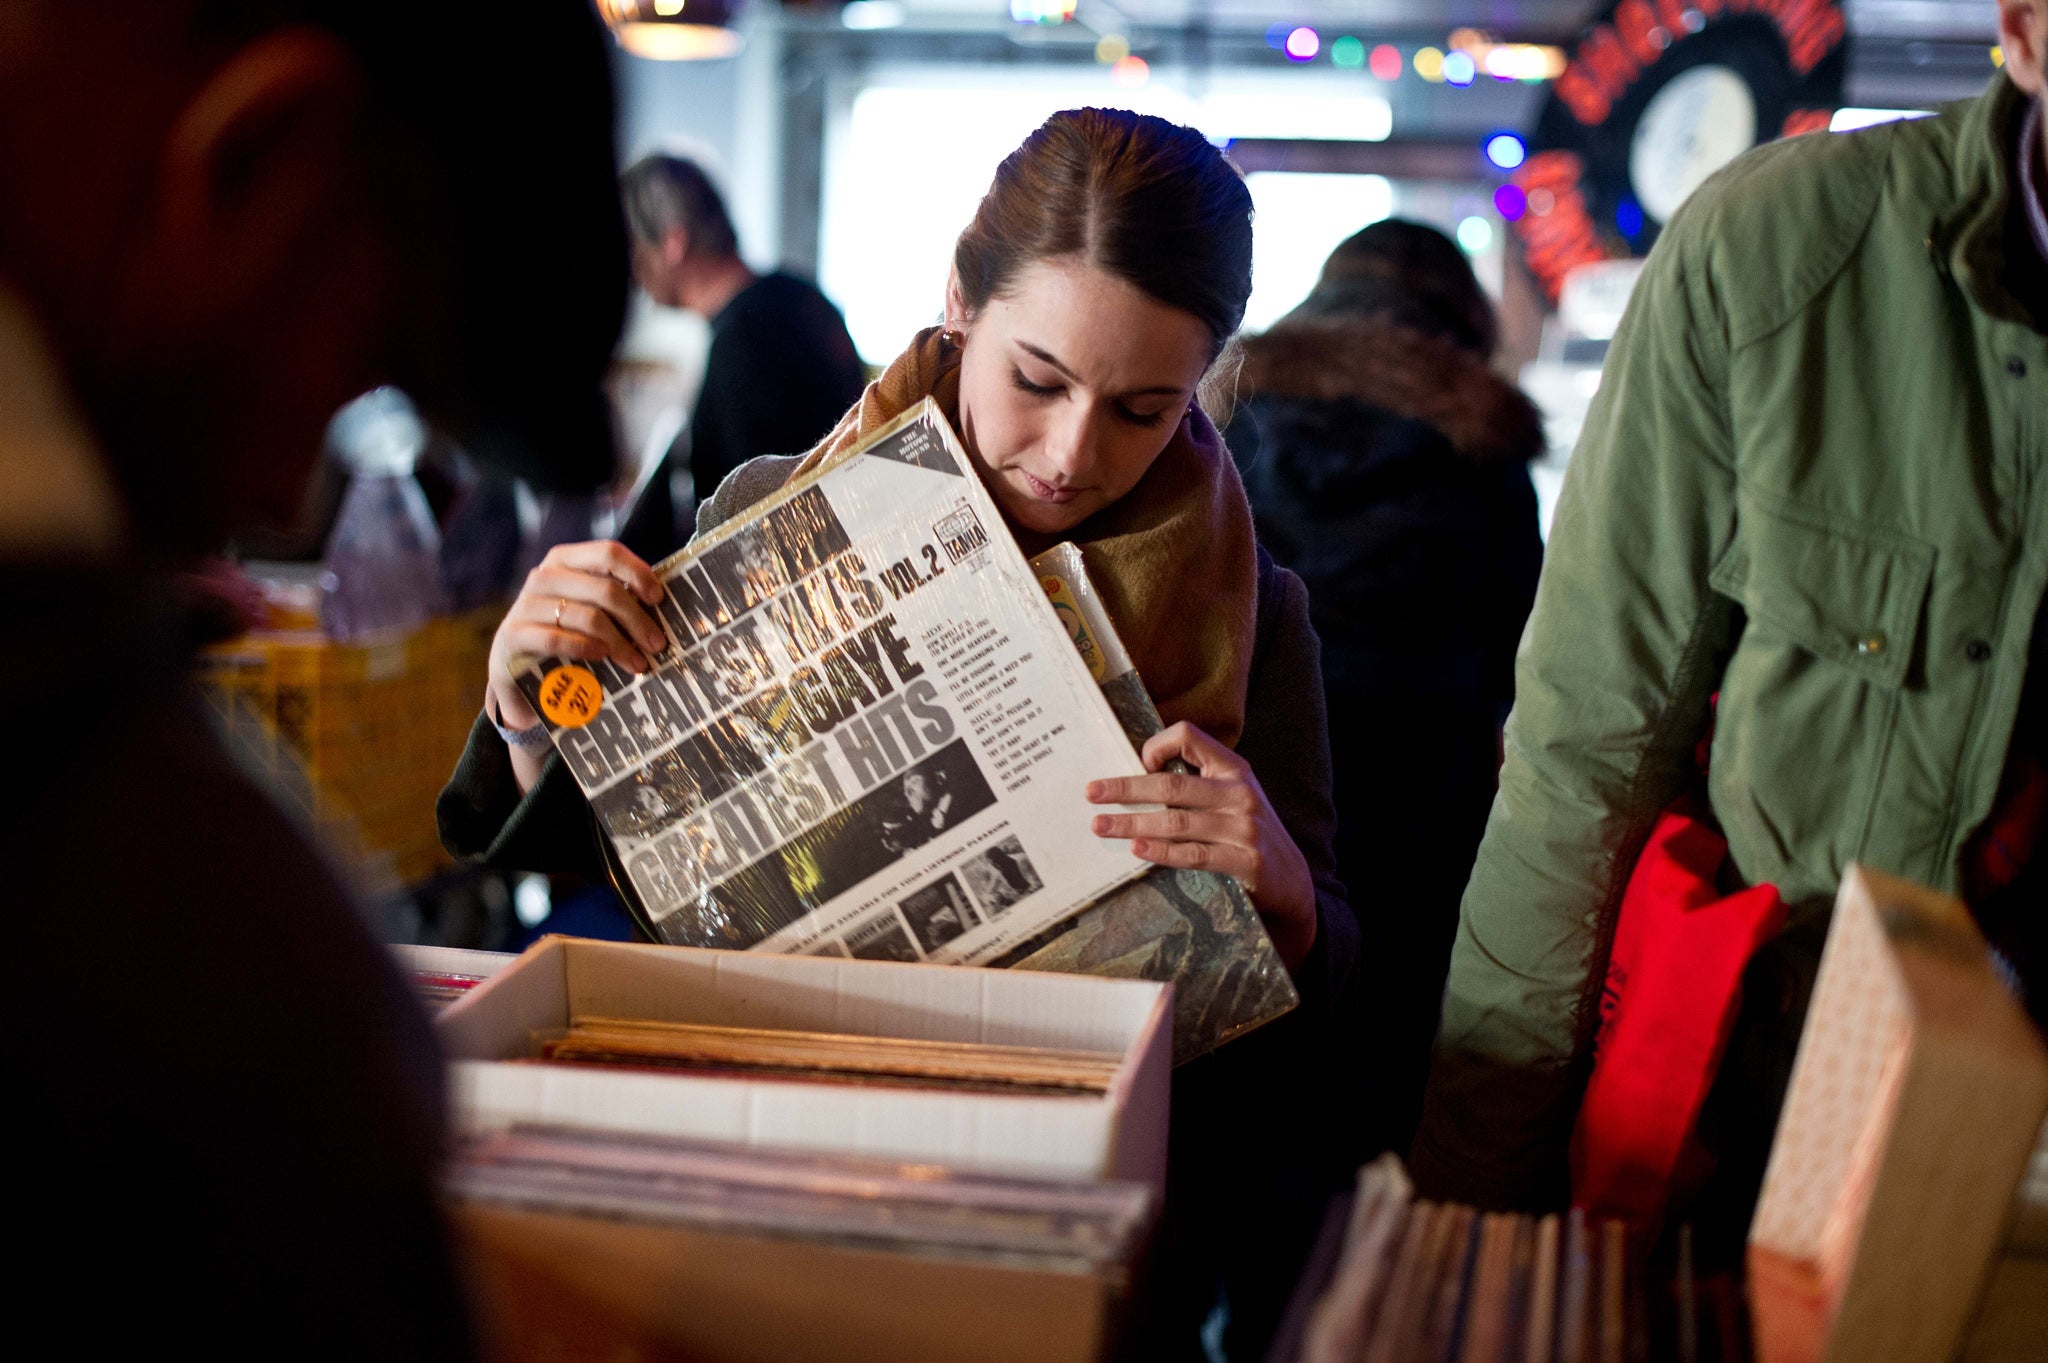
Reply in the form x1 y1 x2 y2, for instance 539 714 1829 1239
795 327 1259 748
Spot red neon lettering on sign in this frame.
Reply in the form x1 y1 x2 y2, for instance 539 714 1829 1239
1557 67 1613 124
1581 26 1639 94
1523 0 1844 301
1526 225 1604 272
1514 153 1608 300
1616 0 1667 67
1516 150 1587 193
1787 6 1845 72
1523 211 1608 298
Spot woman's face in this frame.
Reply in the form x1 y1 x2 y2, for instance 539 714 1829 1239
950 257 1214 537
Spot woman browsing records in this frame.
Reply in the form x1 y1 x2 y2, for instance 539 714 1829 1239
439 108 1360 1361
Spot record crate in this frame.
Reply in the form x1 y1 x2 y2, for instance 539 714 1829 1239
198 605 503 885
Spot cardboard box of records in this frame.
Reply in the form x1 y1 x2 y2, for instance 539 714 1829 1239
199 606 499 885
1748 865 2048 1363
435 934 1172 1189
458 1205 1129 1363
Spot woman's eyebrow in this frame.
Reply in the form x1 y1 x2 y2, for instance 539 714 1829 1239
1015 340 1186 398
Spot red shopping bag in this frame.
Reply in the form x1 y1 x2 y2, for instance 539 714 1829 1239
1569 793 1785 1226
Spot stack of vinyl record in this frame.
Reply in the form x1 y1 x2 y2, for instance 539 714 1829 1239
448 1124 1153 1279
1280 1156 1751 1363
409 968 486 1012
524 1014 1125 1098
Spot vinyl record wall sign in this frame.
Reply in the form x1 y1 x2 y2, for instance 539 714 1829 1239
1510 0 1847 300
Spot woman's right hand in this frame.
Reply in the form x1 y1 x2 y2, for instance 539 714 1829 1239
487 541 669 737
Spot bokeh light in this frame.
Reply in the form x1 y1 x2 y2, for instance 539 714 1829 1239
1457 216 1494 254
1331 35 1365 69
1414 47 1445 82
1616 197 1645 237
1443 50 1477 86
1266 21 1291 49
1095 33 1130 63
1111 55 1150 88
1008 0 1077 24
1485 133 1527 170
1493 184 1528 220
839 1 908 31
1369 43 1402 81
1285 26 1320 61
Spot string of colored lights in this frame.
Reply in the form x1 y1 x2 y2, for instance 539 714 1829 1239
1011 12 2005 263
1261 26 1567 86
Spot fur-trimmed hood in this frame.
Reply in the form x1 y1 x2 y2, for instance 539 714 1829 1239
1237 317 1545 465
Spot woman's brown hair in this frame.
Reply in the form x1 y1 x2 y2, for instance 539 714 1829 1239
953 108 1254 353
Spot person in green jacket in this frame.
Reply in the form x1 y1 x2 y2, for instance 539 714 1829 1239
1414 0 2048 1236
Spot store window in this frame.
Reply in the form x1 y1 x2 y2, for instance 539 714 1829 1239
1238 171 1395 332
818 72 1422 362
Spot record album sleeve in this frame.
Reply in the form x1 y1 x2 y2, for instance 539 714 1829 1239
994 542 1298 1063
510 400 1154 967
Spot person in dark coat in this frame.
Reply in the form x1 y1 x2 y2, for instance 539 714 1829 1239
1228 219 1546 1160
617 154 867 556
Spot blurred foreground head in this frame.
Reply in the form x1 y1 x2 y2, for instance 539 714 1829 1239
0 0 629 559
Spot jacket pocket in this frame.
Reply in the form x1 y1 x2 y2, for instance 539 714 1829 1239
1705 498 1934 888
1707 497 1934 691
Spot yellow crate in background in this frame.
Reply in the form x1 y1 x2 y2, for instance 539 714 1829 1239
198 605 504 886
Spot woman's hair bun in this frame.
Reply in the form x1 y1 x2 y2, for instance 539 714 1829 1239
953 108 1254 351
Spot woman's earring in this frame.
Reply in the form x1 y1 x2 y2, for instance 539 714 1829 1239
941 326 965 349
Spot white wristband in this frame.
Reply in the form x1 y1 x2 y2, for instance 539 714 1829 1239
486 692 552 750
494 713 552 750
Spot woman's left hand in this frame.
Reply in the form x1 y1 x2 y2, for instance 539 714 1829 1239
1086 721 1318 970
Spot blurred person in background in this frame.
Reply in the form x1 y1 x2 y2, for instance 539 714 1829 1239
619 153 866 550
1416 0 2047 1249
445 108 1360 1361
1228 219 1544 1162
1 0 626 1353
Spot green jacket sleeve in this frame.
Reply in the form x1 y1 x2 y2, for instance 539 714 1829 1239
1409 214 1744 1209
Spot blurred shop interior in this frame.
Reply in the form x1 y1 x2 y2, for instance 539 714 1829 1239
204 0 2007 953
608 0 2002 532
29 0 2048 1353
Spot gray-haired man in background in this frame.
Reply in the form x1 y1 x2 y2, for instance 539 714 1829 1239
620 154 866 535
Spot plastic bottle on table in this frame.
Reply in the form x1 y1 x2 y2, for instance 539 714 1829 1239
319 387 448 640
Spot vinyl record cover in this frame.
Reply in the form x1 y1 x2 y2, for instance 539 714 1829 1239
996 541 1299 1063
511 399 1152 963
449 1124 1154 1272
